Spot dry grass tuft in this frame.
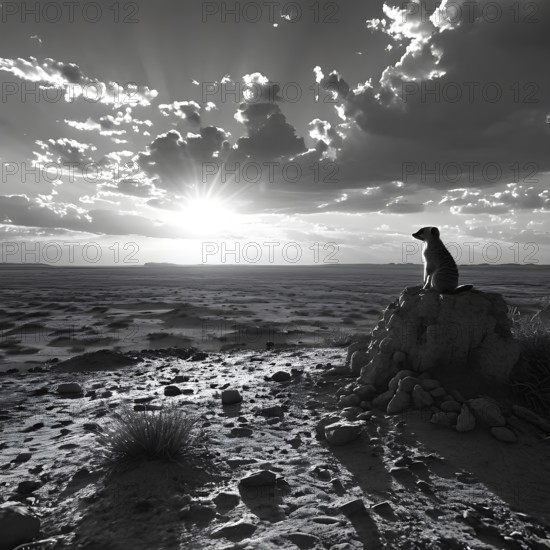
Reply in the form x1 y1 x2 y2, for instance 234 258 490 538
96 404 205 462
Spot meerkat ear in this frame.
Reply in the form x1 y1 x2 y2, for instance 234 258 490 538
431 227 440 237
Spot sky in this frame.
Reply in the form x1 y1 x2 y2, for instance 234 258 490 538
0 0 549 266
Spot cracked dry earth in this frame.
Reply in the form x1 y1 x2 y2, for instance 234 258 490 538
1 348 550 550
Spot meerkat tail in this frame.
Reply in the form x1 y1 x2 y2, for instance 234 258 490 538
451 284 474 294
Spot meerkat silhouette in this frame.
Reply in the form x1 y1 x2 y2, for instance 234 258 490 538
412 227 473 294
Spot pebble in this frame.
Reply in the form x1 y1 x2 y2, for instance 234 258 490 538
272 371 291 382
287 532 320 547
490 426 517 443
57 382 83 395
324 421 363 445
163 385 181 396
239 470 278 487
221 389 242 405
456 405 476 432
210 520 257 540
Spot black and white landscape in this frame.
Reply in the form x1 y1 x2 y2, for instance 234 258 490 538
1 1 550 549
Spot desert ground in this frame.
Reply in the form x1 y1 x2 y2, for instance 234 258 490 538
1 264 550 549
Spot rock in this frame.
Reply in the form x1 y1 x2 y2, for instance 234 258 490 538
272 371 291 382
491 426 517 443
340 406 363 420
412 384 434 408
239 470 277 487
164 385 181 396
338 393 360 408
398 376 418 393
17 480 42 495
360 354 398 388
350 350 370 375
213 492 240 509
0 501 41 550
430 387 446 398
456 405 476 432
287 532 320 548
221 389 242 405
340 498 366 515
366 288 520 382
440 400 461 413
371 501 394 516
469 398 506 427
57 382 83 395
430 412 458 427
388 370 414 390
354 384 376 400
315 413 341 438
12 453 32 464
230 427 253 437
259 405 284 418
324 421 363 445
210 520 257 540
386 390 411 414
420 378 440 390
372 388 395 410
416 480 433 493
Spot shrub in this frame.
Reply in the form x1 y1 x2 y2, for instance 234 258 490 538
96 404 205 462
509 298 550 419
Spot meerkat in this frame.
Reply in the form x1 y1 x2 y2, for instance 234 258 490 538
412 227 473 294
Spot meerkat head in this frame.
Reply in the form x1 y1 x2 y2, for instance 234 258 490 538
412 226 440 241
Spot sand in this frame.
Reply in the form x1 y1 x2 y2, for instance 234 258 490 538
1 264 550 549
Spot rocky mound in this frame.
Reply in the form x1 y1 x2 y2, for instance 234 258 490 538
350 286 520 388
336 287 548 443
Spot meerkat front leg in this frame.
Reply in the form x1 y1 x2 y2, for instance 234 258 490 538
423 264 433 289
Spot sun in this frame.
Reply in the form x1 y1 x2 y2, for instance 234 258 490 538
181 196 236 234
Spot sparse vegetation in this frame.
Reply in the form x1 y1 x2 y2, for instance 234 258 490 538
323 329 363 347
96 404 205 462
509 298 550 419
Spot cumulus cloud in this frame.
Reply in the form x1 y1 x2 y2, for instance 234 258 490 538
136 128 229 192
232 72 306 161
159 100 202 126
320 0 550 188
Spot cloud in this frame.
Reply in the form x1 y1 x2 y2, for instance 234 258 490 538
0 56 158 106
233 72 306 161
34 138 97 167
159 100 202 126
136 128 229 192
319 0 550 189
